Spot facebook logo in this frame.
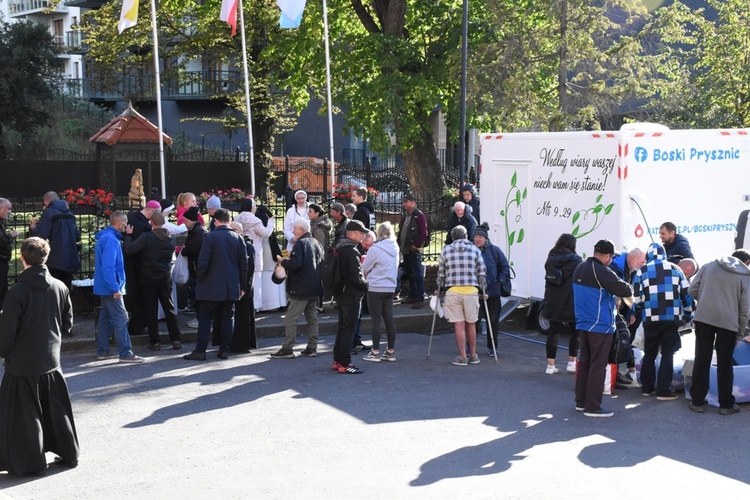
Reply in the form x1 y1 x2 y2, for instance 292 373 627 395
634 147 648 162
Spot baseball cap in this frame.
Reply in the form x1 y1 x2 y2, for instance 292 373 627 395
402 192 416 202
346 220 368 233
594 239 615 255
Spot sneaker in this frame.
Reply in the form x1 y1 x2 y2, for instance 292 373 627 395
217 349 229 360
575 406 585 412
412 301 425 309
487 348 496 357
381 350 397 362
352 343 371 353
545 364 559 375
469 354 480 365
146 343 161 351
626 370 639 385
688 401 705 413
186 319 199 329
96 353 118 360
270 349 295 359
119 354 145 364
171 341 183 350
363 351 381 363
719 404 741 415
656 392 679 401
179 306 196 316
452 356 468 366
316 306 325 314
642 390 656 397
332 361 343 371
338 364 363 374
300 347 317 357
566 361 576 373
583 407 614 418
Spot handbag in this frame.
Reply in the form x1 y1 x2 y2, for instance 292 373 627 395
172 250 189 285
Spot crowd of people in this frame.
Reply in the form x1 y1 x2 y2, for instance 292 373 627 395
1 183 747 474
542 222 750 419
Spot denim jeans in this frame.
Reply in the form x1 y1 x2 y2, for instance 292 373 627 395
641 322 680 396
97 295 134 358
402 251 424 301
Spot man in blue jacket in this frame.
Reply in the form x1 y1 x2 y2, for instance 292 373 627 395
93 212 144 363
271 219 324 359
473 224 510 356
184 209 247 361
29 191 80 291
659 222 694 264
573 239 633 417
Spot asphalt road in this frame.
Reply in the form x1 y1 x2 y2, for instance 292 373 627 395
1 310 749 499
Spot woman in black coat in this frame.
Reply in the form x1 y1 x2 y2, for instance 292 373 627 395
543 233 582 374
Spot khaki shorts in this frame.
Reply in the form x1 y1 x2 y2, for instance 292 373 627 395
443 292 479 323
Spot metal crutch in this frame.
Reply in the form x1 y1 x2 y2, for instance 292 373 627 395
482 283 499 364
426 293 440 359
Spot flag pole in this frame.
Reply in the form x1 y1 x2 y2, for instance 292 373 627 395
237 0 256 196
149 0 167 198
322 0 335 193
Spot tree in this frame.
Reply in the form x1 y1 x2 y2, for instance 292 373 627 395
80 0 295 196
0 19 61 146
274 1 494 201
469 0 686 132
651 0 750 128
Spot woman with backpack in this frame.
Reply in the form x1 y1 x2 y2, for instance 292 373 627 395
543 233 582 374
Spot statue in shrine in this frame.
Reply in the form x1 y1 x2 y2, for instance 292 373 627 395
128 168 146 209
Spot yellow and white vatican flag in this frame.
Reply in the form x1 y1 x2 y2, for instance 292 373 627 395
118 0 139 34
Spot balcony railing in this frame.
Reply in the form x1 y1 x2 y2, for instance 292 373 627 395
61 71 242 100
9 0 67 15
65 30 87 52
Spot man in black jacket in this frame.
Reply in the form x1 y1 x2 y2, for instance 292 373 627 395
181 206 206 326
330 202 348 244
124 200 160 336
29 191 80 291
398 192 428 308
0 198 19 309
271 219 324 359
332 220 369 374
123 211 182 351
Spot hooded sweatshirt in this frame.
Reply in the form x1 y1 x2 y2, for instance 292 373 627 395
0 264 71 376
310 214 332 250
663 233 694 264
362 237 399 293
353 201 376 230
689 255 750 339
632 242 693 325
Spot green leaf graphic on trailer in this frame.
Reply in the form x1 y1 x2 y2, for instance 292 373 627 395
501 171 527 266
571 195 615 240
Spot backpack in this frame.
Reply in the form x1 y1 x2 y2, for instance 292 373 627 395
321 246 343 298
544 263 564 286
609 314 633 364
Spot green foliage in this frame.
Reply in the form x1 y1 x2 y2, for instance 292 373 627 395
650 0 750 128
80 0 296 178
0 19 61 140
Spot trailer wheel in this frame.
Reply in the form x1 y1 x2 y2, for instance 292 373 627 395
537 302 551 336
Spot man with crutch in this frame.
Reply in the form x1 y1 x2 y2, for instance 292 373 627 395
434 225 487 366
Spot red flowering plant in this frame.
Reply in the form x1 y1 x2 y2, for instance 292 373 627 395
60 188 115 217
198 187 253 206
332 184 379 207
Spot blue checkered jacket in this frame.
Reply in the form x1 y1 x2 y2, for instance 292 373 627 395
437 239 487 290
632 243 694 324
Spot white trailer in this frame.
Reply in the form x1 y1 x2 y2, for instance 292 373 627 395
480 125 750 305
